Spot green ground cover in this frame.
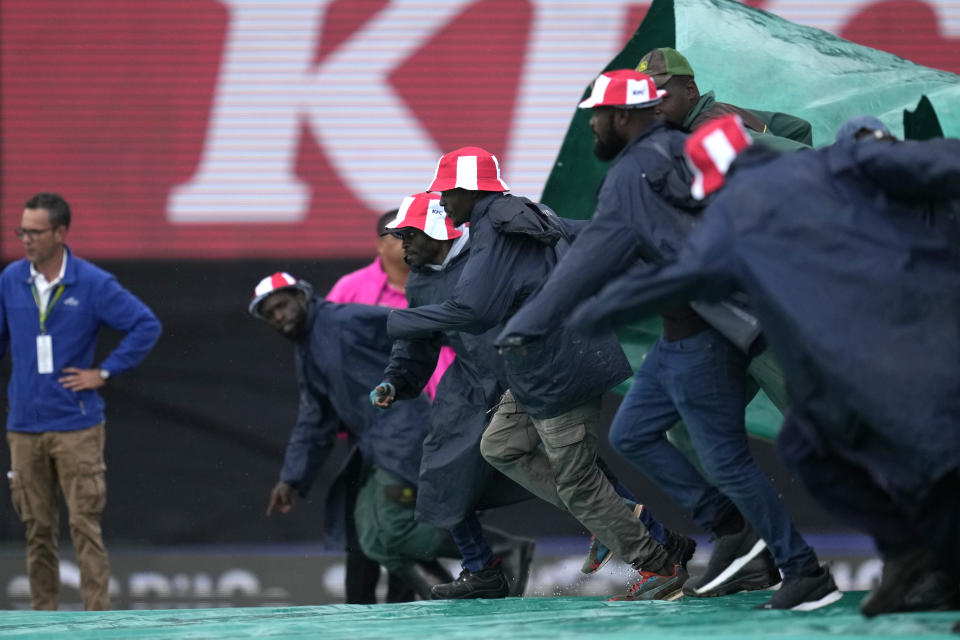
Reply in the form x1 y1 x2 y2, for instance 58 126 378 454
1 591 957 639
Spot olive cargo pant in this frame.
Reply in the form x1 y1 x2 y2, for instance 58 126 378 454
480 391 668 570
7 423 110 610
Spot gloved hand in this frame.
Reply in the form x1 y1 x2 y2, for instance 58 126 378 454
369 381 396 410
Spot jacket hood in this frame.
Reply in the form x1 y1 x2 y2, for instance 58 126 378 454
481 194 564 246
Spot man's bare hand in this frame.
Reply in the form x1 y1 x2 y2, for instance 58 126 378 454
266 481 294 516
369 382 396 409
58 367 105 391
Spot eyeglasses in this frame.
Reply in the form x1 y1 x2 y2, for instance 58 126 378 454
14 227 53 240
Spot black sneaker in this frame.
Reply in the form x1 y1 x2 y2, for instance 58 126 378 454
861 548 960 617
756 566 842 611
683 524 780 597
429 565 509 600
666 531 697 570
610 563 689 601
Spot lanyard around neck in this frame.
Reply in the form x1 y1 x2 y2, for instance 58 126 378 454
31 283 66 334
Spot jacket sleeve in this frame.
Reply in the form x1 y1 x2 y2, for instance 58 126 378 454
383 335 443 399
748 109 814 146
494 172 646 345
279 374 338 496
752 130 810 153
856 138 960 199
569 203 739 336
387 229 527 339
94 276 162 375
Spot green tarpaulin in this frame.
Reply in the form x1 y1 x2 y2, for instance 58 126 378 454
539 0 960 436
1 592 956 639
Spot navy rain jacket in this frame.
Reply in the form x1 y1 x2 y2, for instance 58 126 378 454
496 121 760 352
280 298 431 547
387 194 631 419
570 138 960 493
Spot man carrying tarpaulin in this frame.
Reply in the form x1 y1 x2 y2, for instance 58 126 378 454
637 46 812 151
250 272 455 598
370 193 536 599
383 148 695 601
568 114 960 616
497 70 837 611
373 193 693 598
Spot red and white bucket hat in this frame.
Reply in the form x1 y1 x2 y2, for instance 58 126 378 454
386 193 464 241
684 114 753 200
248 271 313 317
578 69 667 109
426 146 509 192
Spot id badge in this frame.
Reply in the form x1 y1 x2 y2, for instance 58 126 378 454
36 335 53 374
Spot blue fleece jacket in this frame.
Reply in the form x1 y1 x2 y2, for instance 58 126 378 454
0 247 162 432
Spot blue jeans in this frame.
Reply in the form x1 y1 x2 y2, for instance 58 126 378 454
609 329 817 577
449 512 493 572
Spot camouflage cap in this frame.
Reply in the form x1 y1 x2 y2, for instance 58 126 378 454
636 47 695 87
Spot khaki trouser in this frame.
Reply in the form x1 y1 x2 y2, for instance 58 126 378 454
7 423 110 610
480 391 667 570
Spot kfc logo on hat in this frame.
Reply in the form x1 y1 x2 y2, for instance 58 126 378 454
386 193 463 241
578 69 667 109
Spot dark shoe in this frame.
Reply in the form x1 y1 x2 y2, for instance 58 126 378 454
497 537 536 597
756 566 842 611
610 563 688 601
666 531 697 570
684 524 780 597
397 560 455 600
861 548 960 617
429 565 509 600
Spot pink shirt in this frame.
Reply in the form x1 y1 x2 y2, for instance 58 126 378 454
327 258 454 400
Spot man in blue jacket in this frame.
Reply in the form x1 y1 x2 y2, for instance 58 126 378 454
383 148 692 601
497 71 835 611
373 193 535 599
1 192 162 610
570 116 960 616
250 272 455 598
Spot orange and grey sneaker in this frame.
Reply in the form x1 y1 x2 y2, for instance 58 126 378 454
609 563 689 601
581 533 613 575
582 504 644 575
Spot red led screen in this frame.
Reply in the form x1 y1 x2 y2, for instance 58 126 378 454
2 0 958 259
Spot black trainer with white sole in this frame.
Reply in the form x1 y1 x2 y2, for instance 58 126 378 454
755 566 843 611
683 523 780 597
